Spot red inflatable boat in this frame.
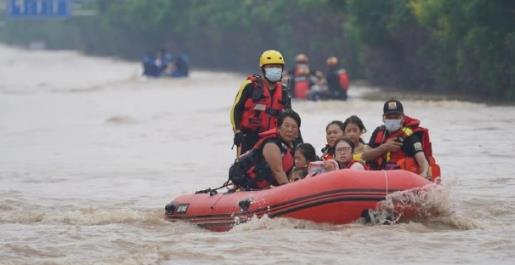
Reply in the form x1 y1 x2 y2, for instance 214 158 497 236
164 169 434 231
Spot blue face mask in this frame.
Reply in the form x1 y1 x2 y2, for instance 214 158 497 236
264 67 282 82
384 119 402 132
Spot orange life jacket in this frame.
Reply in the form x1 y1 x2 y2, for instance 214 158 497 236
370 116 441 182
293 78 310 99
228 129 294 190
337 69 349 91
240 75 286 132
292 65 311 99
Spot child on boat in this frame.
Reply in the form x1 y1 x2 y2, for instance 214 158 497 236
321 120 345 160
291 143 319 181
342 115 368 162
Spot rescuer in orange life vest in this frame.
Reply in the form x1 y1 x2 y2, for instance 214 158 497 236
230 50 291 157
287 53 316 100
361 99 441 181
325 56 350 100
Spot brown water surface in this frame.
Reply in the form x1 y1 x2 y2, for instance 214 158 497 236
1 45 514 265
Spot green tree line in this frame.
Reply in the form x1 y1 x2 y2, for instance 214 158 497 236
1 0 514 99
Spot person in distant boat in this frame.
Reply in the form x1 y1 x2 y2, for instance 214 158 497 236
156 48 170 74
286 53 315 100
362 99 436 179
342 115 368 161
325 56 349 100
142 51 161 77
308 71 329 101
171 54 189 77
321 120 345 160
290 143 319 181
142 48 174 77
230 50 291 157
288 53 320 99
228 110 301 190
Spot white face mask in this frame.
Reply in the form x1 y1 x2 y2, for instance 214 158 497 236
384 119 402 132
264 67 282 82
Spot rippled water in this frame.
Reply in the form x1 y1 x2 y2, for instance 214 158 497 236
1 45 515 265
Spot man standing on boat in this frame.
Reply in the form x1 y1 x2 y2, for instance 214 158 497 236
362 99 438 180
230 50 292 157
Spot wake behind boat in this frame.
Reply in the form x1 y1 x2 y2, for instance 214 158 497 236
164 169 435 231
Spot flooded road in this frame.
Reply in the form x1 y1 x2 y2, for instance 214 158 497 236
1 45 515 265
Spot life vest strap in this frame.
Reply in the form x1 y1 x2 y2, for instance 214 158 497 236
251 81 264 100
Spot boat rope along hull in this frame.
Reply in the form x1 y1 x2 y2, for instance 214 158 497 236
165 169 433 231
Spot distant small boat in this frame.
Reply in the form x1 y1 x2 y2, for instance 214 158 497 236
164 169 435 231
142 53 189 78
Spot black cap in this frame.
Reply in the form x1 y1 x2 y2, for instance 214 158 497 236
383 99 404 114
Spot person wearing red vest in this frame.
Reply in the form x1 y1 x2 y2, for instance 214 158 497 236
230 50 291 157
228 110 301 190
325 56 349 100
362 99 430 179
286 53 315 100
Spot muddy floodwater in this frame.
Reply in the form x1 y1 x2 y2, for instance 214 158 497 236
1 45 515 265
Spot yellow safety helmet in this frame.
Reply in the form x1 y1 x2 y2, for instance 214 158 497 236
259 50 285 67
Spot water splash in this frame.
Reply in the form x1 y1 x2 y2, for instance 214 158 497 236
218 183 480 233
368 184 479 230
232 214 339 232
